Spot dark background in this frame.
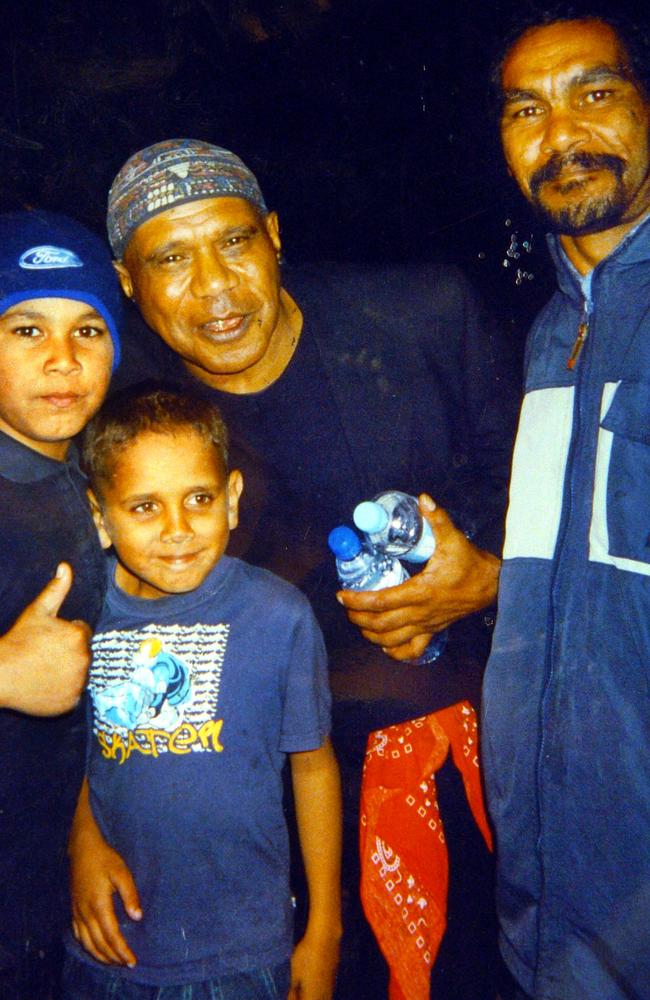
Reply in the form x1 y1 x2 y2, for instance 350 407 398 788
0 0 644 354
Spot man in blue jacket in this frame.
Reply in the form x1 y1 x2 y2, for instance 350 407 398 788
483 10 650 999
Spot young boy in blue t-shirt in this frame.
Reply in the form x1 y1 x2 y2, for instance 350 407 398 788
64 386 342 1000
0 210 122 999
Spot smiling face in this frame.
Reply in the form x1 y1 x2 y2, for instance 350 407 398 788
0 297 114 459
500 19 650 237
91 428 243 599
115 197 296 393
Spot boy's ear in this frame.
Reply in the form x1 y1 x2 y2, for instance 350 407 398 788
226 470 244 531
87 488 113 550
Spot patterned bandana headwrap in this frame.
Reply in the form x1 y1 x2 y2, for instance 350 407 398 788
106 139 269 259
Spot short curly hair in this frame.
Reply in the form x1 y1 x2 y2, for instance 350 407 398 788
83 383 229 495
489 3 650 113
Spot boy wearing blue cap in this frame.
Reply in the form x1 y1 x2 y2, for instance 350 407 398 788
0 211 121 999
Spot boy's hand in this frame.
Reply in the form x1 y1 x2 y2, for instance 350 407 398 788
70 836 142 966
290 928 340 1000
0 563 92 715
69 781 142 967
337 497 500 661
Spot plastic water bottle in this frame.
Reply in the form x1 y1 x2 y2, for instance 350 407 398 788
328 525 446 664
353 491 447 663
414 631 447 664
328 525 408 591
353 491 435 563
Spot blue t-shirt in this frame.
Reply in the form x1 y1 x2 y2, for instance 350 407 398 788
69 555 330 985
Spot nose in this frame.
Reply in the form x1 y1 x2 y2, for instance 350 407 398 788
541 108 590 155
190 246 238 298
160 505 194 543
44 335 82 375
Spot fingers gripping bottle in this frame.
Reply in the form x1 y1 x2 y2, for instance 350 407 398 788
353 491 435 563
328 524 446 664
352 491 447 664
327 525 408 591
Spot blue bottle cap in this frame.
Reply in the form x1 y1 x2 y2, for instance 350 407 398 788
353 501 389 534
328 525 362 559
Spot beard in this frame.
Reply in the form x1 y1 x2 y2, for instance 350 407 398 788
529 151 629 235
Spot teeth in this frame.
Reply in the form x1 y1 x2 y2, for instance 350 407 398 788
206 317 239 330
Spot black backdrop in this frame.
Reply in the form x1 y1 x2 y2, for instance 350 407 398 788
0 0 645 355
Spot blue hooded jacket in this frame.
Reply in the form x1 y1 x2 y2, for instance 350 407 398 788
483 215 650 999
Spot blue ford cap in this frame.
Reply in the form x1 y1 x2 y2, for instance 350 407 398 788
0 210 122 369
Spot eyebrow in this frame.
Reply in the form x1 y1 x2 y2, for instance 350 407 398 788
502 64 634 107
571 64 633 86
1 307 104 322
501 87 541 107
118 493 157 505
144 225 260 263
144 240 185 262
120 483 220 503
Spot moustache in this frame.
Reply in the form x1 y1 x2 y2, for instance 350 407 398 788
530 152 625 195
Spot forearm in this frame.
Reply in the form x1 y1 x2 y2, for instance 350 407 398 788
290 739 343 936
68 777 97 855
68 777 142 966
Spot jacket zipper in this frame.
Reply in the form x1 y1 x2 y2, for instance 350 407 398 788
537 282 595 984
567 298 591 370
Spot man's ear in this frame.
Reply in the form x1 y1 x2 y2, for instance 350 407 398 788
113 259 134 300
226 469 244 531
87 488 113 550
264 211 282 256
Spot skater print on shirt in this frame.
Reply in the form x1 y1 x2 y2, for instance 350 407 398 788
89 623 229 763
93 636 191 731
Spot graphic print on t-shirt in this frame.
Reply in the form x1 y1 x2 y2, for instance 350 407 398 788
90 622 229 763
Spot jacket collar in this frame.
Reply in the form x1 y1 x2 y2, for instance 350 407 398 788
547 211 650 300
0 430 81 484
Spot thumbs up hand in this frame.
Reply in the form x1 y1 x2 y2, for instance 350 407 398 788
0 563 92 715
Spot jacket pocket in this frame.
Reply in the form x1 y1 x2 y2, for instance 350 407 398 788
590 380 650 573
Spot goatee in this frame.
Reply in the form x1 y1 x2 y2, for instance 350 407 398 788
529 151 628 235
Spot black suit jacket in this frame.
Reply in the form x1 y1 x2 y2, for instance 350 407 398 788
115 261 520 734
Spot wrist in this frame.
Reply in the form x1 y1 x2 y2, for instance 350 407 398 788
0 638 21 709
471 548 501 608
68 785 103 856
304 908 343 943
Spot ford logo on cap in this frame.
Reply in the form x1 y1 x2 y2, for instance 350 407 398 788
19 245 84 269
